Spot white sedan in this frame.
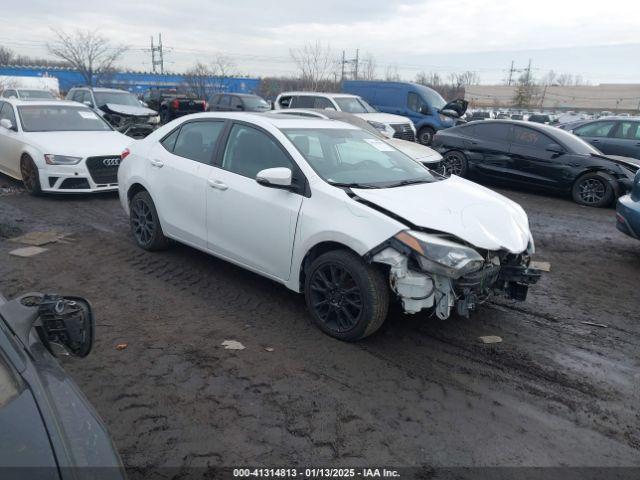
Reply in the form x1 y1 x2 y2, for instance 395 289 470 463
0 99 131 194
118 112 541 341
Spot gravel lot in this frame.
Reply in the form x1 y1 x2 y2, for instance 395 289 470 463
1 175 639 477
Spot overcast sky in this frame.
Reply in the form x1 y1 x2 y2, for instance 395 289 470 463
1 0 639 84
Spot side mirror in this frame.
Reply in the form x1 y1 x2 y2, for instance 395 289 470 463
546 143 565 155
141 101 149 107
0 118 14 131
83 100 93 107
256 167 293 189
37 295 95 358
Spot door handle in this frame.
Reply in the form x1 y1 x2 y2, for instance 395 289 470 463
150 159 164 168
590 139 600 143
208 179 228 191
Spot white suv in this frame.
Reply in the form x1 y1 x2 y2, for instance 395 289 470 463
274 91 416 142
118 112 541 341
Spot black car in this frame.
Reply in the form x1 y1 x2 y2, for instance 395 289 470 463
528 114 551 124
0 292 125 479
432 120 640 207
569 117 640 160
142 89 207 124
207 93 270 112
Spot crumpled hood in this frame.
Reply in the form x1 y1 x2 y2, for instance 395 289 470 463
352 176 532 253
386 139 442 164
101 103 157 117
601 155 640 169
25 131 132 158
354 112 413 126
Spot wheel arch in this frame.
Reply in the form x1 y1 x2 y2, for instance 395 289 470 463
298 241 364 292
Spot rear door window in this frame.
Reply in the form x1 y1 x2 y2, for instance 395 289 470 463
219 95 231 108
230 96 243 110
613 121 640 140
574 121 616 138
466 123 510 142
172 121 225 164
511 126 555 149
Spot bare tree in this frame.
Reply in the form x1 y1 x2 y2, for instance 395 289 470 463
289 42 337 91
0 46 13 65
384 64 401 82
512 70 539 108
415 71 442 88
360 53 377 80
183 62 214 99
210 54 237 92
47 28 128 86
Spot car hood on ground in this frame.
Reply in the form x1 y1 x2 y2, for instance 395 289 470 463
100 103 158 117
386 138 442 164
352 176 531 253
25 131 132 157
353 112 413 125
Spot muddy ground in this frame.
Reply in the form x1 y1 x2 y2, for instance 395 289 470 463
1 175 639 477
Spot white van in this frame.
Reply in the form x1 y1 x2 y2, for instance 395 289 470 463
274 91 416 141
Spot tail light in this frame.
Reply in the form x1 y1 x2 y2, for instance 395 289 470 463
121 148 130 161
171 99 180 110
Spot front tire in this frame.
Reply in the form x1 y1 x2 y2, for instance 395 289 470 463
129 191 169 250
304 250 389 341
20 155 42 195
418 126 436 146
571 172 614 207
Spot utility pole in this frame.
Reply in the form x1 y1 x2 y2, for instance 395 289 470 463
150 33 164 74
354 49 359 81
507 60 515 86
340 50 359 82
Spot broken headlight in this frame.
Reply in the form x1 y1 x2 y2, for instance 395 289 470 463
394 230 484 279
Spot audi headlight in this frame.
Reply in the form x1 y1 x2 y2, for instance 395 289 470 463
44 154 82 165
394 230 484 278
368 120 395 139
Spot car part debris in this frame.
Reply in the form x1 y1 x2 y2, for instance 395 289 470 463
222 340 246 350
115 343 128 350
479 335 503 344
530 261 552 272
580 321 608 328
9 230 67 246
9 246 48 257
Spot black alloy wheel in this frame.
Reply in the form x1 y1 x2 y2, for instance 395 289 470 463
572 172 614 207
442 151 468 177
309 263 363 334
130 191 169 250
304 250 389 341
418 127 435 146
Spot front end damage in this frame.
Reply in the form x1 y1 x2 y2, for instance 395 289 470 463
368 231 541 319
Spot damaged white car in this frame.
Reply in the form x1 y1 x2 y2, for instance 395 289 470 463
118 112 541 341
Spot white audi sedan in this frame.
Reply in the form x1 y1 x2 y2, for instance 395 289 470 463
118 112 541 341
0 99 131 194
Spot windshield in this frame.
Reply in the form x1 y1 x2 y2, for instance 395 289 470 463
416 85 446 110
18 105 112 132
19 90 55 100
244 96 270 110
94 91 141 107
553 127 601 155
283 128 437 188
334 97 377 114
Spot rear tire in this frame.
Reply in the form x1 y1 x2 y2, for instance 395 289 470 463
129 191 169 251
20 155 42 196
418 126 436 146
304 250 389 341
442 150 468 177
571 172 614 207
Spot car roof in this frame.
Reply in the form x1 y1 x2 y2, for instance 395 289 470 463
173 111 360 130
4 99 86 108
71 87 130 93
277 91 358 99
